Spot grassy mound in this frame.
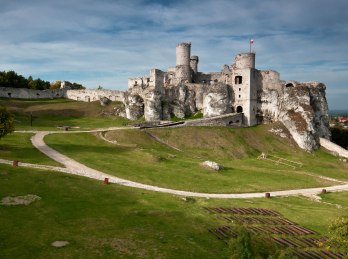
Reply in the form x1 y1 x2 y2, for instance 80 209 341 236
44 125 348 193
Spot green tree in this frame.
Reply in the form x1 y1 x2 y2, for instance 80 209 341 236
28 78 50 90
0 106 14 139
50 80 61 89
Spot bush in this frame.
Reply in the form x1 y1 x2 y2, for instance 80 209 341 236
228 227 281 259
0 106 14 139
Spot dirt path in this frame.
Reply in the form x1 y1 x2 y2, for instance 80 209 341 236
7 130 348 198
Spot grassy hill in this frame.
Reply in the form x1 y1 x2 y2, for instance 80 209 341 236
0 98 347 258
44 125 348 193
1 98 130 130
1 164 347 258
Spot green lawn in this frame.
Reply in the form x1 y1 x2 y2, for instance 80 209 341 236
43 126 348 193
0 164 346 258
0 133 60 166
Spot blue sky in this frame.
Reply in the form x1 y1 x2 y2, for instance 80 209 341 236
0 0 347 109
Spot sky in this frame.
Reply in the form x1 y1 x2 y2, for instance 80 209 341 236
0 0 347 110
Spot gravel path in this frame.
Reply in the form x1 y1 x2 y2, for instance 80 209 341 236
5 130 348 198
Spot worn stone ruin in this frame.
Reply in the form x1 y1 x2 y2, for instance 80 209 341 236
0 42 331 151
124 42 330 151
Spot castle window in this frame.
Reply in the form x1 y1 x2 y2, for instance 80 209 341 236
236 106 243 113
235 76 242 84
238 95 241 98
239 88 241 91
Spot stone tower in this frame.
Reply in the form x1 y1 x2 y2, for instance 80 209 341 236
175 42 192 83
232 52 257 126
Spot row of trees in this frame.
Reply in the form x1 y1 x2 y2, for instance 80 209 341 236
0 70 85 90
331 127 348 150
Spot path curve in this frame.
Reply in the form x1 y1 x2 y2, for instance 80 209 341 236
25 131 348 198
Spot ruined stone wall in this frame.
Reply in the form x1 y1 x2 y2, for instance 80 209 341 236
0 87 65 99
65 89 125 102
184 113 243 127
190 56 199 74
260 70 281 91
0 87 125 103
195 72 226 84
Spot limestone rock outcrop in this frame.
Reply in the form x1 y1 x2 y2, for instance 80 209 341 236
258 82 330 151
203 83 232 117
124 93 144 120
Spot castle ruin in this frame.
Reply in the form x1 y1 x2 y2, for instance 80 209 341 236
0 42 331 151
124 42 331 151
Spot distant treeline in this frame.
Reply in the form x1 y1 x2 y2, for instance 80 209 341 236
0 70 84 90
331 127 348 150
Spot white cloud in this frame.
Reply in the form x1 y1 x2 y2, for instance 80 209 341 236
0 0 347 108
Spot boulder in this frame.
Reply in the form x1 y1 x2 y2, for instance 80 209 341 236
201 161 224 171
99 96 111 106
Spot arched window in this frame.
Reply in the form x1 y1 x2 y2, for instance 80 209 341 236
236 106 243 113
235 76 242 84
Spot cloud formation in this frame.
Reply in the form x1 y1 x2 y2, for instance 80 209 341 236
0 0 347 109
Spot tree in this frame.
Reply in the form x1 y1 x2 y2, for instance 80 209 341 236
0 106 14 139
50 80 61 89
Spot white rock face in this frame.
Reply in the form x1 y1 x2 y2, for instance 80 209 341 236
125 94 144 120
201 161 224 171
259 82 330 151
144 90 162 121
203 83 231 118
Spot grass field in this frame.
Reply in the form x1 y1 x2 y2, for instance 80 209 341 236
43 125 348 193
0 133 60 166
1 98 347 258
0 98 131 131
0 164 347 258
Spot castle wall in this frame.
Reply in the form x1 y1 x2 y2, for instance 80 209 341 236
0 87 65 99
260 70 281 91
184 113 243 127
0 87 125 103
232 68 258 126
65 89 125 102
190 56 199 74
196 72 226 84
150 69 165 90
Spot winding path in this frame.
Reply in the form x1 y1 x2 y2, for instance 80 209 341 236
5 129 348 198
